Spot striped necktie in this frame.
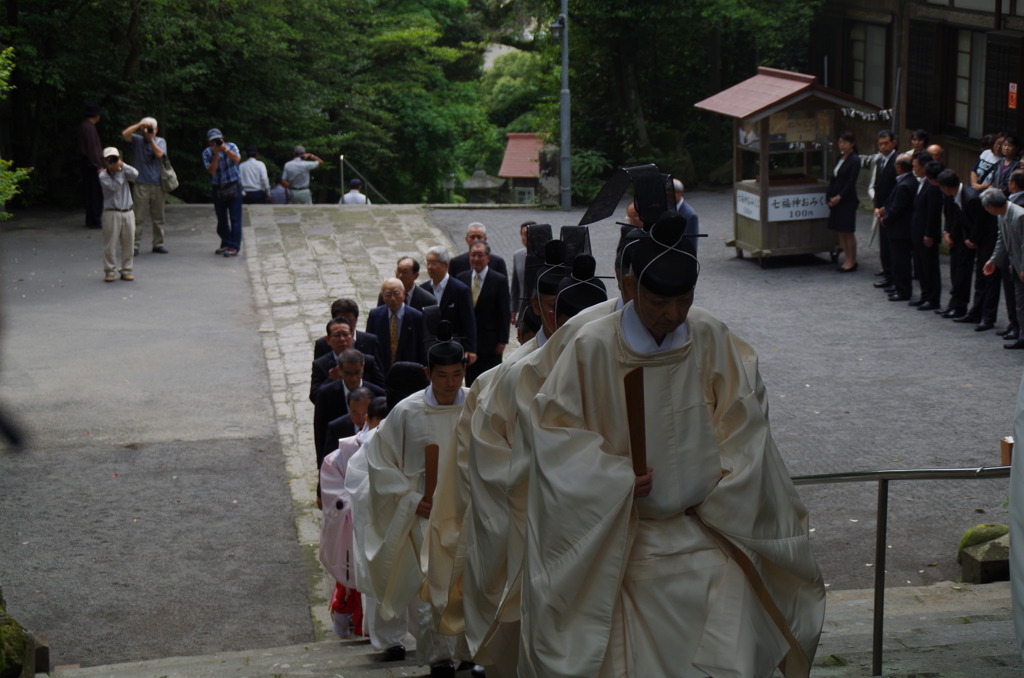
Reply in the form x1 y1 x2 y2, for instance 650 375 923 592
472 272 480 306
389 312 399 365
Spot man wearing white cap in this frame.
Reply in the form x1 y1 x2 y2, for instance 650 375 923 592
97 147 137 282
281 145 323 204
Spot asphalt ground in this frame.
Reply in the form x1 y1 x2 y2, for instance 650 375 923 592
427 192 1015 593
0 206 315 668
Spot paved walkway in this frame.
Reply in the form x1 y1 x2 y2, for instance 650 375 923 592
240 204 459 639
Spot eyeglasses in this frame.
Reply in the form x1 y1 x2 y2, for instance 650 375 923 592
382 291 403 298
329 332 351 339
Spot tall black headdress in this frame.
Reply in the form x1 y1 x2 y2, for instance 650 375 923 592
555 254 608 319
577 164 675 229
629 211 700 296
427 320 465 368
385 361 430 409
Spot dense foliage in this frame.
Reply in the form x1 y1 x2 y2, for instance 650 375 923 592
0 0 819 207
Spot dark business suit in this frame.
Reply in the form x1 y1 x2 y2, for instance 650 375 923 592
510 248 527 319
873 153 898 280
882 172 917 299
313 381 385 494
323 414 358 466
313 330 384 365
910 179 943 305
376 284 436 313
449 252 507 280
458 268 511 386
365 303 428 368
420 276 477 354
944 192 976 315
309 350 385 403
675 199 700 252
963 187 1001 323
826 152 861 233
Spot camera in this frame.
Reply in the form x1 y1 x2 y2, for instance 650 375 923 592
105 155 119 164
143 126 152 134
214 138 224 146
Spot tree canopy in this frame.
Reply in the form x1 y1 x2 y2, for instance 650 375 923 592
0 0 819 207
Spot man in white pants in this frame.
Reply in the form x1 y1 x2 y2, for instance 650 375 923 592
97 147 137 282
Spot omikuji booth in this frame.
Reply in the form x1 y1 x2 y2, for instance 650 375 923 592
695 67 880 266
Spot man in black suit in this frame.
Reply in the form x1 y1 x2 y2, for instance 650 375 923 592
310 318 384 402
457 241 511 386
314 298 385 364
877 153 916 301
447 222 508 280
420 245 477 364
909 156 944 310
376 257 437 312
871 130 899 290
366 278 428 369
938 170 992 324
313 356 384 493
322 386 374 464
510 222 533 324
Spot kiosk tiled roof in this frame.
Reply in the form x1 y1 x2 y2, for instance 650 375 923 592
499 133 545 178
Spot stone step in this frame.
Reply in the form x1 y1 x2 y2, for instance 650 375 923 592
49 581 1020 678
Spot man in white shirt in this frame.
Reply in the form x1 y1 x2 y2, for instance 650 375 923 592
340 178 371 204
281 145 323 204
239 145 271 204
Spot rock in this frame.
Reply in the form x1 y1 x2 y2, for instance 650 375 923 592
957 523 1009 563
962 533 1010 584
0 610 33 678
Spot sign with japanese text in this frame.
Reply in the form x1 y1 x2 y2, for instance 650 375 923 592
736 191 828 222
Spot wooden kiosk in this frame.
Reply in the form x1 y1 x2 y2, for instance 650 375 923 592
695 67 880 266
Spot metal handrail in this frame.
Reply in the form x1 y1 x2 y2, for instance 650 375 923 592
791 465 1010 676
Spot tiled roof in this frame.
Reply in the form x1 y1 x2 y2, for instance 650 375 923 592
694 67 879 120
499 133 545 178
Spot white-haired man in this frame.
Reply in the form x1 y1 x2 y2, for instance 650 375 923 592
673 178 700 252
447 222 507 280
420 246 477 364
121 117 168 255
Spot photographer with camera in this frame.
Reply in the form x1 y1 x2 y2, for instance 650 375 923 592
97 147 138 282
281 145 323 204
202 128 243 257
121 117 168 256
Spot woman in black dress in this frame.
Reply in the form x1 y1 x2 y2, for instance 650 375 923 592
827 130 861 272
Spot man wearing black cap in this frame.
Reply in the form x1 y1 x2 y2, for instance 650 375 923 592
77 104 104 229
519 213 825 678
340 178 371 204
364 327 466 678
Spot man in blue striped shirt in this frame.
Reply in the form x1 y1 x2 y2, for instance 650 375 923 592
202 128 243 257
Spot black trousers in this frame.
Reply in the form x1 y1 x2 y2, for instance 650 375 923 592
968 241 1000 322
889 237 913 298
81 158 103 228
878 222 891 279
949 242 975 312
1002 264 1019 330
466 351 503 387
914 239 942 304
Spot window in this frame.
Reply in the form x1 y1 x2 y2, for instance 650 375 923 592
515 187 534 204
850 22 888 107
952 30 987 137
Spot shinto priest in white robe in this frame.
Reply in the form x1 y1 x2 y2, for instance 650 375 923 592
520 302 825 678
364 384 466 664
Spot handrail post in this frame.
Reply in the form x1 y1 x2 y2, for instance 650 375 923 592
872 478 889 676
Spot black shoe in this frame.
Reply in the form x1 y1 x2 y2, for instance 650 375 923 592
935 306 953 315
873 280 892 288
1005 330 1020 341
874 271 888 277
379 644 405 662
152 246 169 254
942 308 965 318
888 294 910 301
908 298 925 307
215 247 228 255
1006 339 1024 349
431 660 456 678
917 301 940 311
953 314 982 324
837 263 858 273
883 286 897 293
133 247 139 256
975 321 995 331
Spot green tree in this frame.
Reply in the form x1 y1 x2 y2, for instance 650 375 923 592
0 47 31 219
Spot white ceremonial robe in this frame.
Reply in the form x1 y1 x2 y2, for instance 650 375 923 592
320 425 371 588
460 298 620 672
1011 368 1024 662
520 305 825 678
364 386 466 665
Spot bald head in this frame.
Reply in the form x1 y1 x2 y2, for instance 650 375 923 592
381 277 406 312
